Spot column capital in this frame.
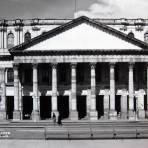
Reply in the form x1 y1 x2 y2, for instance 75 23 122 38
71 62 77 68
109 62 116 68
90 62 96 69
0 68 5 72
13 63 19 69
129 62 134 69
51 63 58 68
32 63 38 68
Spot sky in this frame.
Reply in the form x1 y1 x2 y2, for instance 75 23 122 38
0 0 148 19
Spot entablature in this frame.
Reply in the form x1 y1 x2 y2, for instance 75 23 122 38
14 55 148 64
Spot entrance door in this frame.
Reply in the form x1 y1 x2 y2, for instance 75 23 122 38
40 96 51 120
96 95 104 119
58 96 69 119
23 96 33 120
6 96 14 119
144 95 147 111
77 96 86 119
115 95 121 115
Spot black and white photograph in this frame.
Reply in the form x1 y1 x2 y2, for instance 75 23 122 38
0 0 148 147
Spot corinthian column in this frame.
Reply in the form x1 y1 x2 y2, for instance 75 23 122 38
109 62 117 119
70 63 78 120
51 63 59 116
128 62 135 120
13 64 21 120
90 63 98 120
32 63 40 121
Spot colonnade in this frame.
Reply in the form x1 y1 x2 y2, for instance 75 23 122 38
0 62 147 120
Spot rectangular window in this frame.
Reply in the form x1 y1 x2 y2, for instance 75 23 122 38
7 68 14 83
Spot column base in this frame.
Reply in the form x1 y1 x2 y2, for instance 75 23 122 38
0 110 6 120
109 110 117 120
90 110 98 120
32 110 40 121
70 110 78 120
128 110 136 120
145 110 148 119
103 109 109 119
121 112 128 119
13 110 21 120
138 109 145 119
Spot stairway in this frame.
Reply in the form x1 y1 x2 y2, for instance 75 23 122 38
0 120 148 139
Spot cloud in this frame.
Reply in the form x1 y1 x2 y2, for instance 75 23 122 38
75 0 148 18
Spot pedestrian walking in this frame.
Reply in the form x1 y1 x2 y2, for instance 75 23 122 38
52 112 56 126
57 114 62 126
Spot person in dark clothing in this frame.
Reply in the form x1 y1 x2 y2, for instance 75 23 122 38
52 112 56 126
57 114 62 126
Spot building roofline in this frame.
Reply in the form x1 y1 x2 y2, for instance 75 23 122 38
9 16 148 54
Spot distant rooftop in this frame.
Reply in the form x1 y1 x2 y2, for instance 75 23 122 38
0 17 148 26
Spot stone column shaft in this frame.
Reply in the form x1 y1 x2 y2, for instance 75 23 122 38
70 63 78 120
90 63 98 120
33 64 38 110
32 63 39 121
121 91 127 119
128 63 135 119
51 63 58 116
109 63 117 119
104 90 110 119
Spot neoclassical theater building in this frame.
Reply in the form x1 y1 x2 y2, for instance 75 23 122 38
0 16 148 121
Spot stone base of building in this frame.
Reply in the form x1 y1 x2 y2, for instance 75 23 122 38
32 110 40 121
90 110 98 120
13 110 21 120
0 110 6 120
109 110 117 120
121 112 127 119
128 110 136 120
138 110 145 119
70 110 78 120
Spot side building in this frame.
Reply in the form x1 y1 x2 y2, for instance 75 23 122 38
0 16 148 121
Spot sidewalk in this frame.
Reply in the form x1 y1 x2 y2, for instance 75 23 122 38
1 139 148 148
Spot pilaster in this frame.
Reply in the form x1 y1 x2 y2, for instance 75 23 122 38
13 63 21 120
0 68 6 120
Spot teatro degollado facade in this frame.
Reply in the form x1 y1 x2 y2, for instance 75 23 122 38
0 16 148 121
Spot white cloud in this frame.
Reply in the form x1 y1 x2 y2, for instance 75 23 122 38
75 0 148 18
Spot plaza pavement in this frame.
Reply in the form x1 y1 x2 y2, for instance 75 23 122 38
0 139 148 148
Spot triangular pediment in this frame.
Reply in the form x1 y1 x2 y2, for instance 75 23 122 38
10 16 148 54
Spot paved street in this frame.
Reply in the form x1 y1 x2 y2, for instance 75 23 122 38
0 139 148 148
